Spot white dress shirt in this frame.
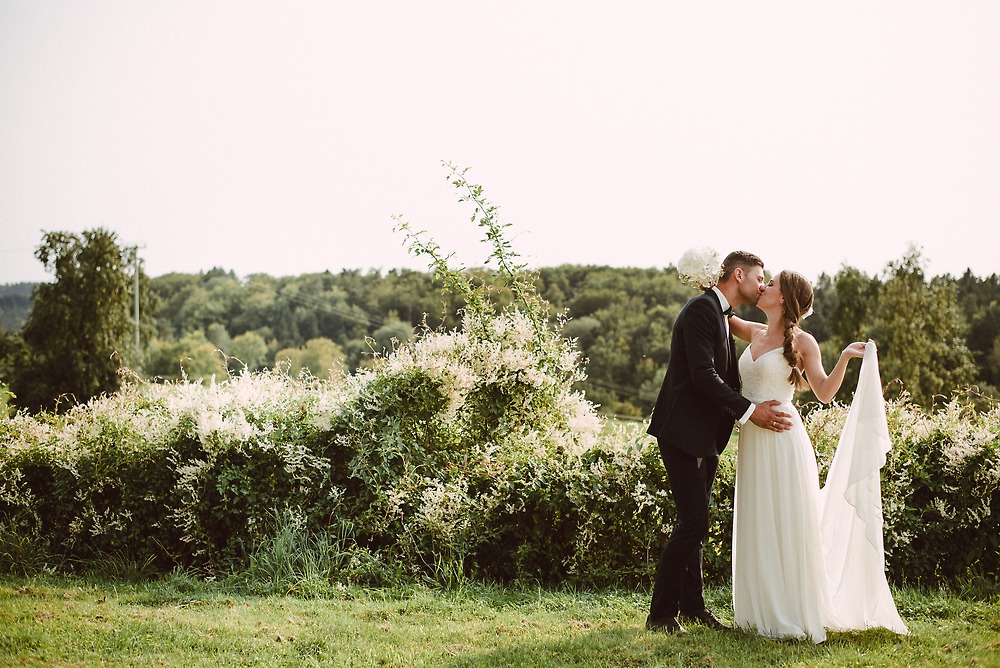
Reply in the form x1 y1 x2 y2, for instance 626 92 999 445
712 287 754 425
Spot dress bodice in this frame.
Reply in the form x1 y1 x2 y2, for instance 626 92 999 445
738 346 795 405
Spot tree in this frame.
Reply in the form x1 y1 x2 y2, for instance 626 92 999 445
205 322 231 349
273 337 346 378
227 331 269 373
561 316 602 350
868 248 976 406
829 266 879 345
0 329 27 416
951 268 1000 392
145 330 228 381
805 273 835 344
0 283 34 332
807 266 882 404
370 318 414 356
967 303 1000 388
13 229 152 411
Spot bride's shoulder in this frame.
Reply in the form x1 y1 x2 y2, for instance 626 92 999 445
792 328 820 354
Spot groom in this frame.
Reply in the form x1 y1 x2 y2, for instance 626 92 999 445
645 250 791 635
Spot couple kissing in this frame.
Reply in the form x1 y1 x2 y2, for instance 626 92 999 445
645 250 906 643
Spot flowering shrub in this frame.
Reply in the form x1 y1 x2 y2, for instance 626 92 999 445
807 393 1000 584
2 328 998 587
1 171 996 588
0 369 343 570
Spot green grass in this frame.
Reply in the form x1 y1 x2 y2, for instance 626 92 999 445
1 575 998 667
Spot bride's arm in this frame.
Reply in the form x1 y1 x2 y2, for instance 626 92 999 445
729 315 765 343
796 331 866 403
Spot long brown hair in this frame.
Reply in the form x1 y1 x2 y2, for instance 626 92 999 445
778 270 814 390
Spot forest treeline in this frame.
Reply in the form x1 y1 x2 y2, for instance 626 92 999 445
2 234 999 416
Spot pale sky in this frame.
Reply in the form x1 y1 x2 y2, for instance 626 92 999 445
1 1 998 286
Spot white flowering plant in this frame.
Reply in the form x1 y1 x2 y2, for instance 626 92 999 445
806 390 1000 584
676 246 724 290
2 170 998 589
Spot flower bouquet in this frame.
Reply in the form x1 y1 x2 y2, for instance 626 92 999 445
677 247 723 290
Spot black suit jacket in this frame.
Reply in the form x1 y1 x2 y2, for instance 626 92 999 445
646 290 752 457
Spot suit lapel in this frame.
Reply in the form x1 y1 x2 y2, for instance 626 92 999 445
705 291 740 390
728 332 740 390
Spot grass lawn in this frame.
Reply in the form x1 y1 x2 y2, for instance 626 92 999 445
1 575 998 667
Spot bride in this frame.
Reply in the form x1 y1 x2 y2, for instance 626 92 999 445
729 270 907 643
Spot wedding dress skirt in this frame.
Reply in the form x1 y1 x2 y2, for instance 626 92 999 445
732 343 907 643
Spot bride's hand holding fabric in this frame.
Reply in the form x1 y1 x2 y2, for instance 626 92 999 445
842 341 867 359
796 334 867 403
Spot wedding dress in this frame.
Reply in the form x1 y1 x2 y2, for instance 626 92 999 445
732 342 907 643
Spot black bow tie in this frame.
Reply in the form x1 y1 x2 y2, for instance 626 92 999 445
723 307 734 318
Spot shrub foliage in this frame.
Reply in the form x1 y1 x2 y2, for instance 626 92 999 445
2 170 998 587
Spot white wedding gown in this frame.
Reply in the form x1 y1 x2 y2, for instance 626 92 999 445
732 343 907 643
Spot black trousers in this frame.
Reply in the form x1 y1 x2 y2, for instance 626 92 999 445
647 439 720 623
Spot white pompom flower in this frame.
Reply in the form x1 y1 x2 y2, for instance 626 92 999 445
677 246 723 289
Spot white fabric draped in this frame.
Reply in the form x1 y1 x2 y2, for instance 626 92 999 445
818 342 908 635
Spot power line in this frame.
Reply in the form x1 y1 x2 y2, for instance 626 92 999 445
281 291 385 329
579 376 659 403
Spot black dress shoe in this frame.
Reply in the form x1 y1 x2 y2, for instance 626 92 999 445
678 609 731 630
645 616 689 636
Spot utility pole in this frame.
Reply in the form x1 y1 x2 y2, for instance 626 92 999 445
127 244 145 358
133 249 140 353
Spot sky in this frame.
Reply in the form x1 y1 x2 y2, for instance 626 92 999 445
1 1 998 286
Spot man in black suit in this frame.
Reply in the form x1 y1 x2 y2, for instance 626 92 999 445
646 250 792 635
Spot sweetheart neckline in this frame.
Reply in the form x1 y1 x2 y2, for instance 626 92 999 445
747 346 783 363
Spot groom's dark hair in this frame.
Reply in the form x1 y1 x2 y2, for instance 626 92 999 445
719 251 764 282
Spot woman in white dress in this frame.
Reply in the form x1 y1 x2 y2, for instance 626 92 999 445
729 270 907 643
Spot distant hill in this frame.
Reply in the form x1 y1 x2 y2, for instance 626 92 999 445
0 283 35 332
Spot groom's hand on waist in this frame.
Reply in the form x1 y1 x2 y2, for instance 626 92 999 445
749 401 793 432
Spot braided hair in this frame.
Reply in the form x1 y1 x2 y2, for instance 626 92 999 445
778 270 814 390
